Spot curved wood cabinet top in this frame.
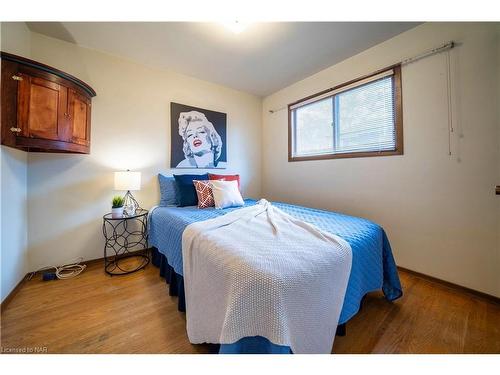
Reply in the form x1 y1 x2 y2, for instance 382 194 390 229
1 52 96 154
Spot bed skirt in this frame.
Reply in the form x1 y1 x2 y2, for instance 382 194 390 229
151 247 292 354
152 247 187 312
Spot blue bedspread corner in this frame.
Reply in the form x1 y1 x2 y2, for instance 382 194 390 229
381 229 403 301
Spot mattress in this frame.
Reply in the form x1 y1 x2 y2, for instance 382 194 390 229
149 199 402 325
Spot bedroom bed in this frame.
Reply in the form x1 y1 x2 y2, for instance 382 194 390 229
148 198 402 354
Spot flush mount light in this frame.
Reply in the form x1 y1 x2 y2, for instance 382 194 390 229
220 21 250 34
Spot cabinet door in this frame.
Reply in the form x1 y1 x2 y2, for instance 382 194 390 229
68 89 91 146
17 73 68 141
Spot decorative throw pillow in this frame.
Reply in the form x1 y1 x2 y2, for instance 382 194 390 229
158 174 179 206
173 173 209 207
193 180 215 209
210 180 244 209
208 173 241 190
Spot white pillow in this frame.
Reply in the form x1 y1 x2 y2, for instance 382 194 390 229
210 180 244 209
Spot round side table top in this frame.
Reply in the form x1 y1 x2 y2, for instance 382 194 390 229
103 208 148 221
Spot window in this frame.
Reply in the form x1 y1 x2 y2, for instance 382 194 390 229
288 65 403 161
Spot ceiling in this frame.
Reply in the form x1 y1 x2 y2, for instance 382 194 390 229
26 22 419 96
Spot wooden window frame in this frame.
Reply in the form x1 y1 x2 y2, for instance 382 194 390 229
288 64 403 162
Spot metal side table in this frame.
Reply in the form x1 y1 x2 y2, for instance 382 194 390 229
102 209 150 275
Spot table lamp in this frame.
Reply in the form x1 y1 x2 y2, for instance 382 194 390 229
114 170 141 216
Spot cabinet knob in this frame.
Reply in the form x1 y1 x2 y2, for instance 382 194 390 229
10 127 22 133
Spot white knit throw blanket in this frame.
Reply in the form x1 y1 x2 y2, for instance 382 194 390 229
182 199 352 354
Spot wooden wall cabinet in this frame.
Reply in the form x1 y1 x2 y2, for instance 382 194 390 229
1 52 96 154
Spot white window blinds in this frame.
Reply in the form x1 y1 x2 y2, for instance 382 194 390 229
291 69 398 158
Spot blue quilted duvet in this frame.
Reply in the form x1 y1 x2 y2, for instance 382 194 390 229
149 199 402 325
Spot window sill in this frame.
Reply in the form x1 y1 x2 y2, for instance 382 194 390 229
288 149 403 162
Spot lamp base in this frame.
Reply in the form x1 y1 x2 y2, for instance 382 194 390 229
123 191 140 216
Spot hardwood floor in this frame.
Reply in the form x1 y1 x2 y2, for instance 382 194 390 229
1 259 499 354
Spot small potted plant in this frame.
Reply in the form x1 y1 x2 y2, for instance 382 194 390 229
111 196 125 218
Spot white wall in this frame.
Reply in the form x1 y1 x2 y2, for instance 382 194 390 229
26 32 262 270
0 22 31 302
262 23 500 297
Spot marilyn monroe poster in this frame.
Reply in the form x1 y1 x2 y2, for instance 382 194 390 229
170 102 227 169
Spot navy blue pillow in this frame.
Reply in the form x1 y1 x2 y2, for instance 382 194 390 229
158 174 179 206
173 173 209 207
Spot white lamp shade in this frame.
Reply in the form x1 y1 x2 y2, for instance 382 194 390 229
114 171 141 191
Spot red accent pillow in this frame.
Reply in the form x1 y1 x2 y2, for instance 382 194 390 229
208 174 240 190
193 180 215 209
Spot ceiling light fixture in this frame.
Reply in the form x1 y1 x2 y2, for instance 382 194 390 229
220 21 250 34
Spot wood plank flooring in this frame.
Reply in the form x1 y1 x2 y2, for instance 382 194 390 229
1 259 499 354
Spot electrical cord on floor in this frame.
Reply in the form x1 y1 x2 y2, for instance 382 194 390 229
28 257 87 281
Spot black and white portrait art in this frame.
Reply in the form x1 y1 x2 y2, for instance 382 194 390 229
170 102 227 169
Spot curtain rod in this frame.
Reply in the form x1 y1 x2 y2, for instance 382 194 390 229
268 41 455 114
401 41 454 65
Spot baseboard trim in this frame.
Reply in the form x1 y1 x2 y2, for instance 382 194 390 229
82 256 106 267
397 266 499 304
1 274 28 312
81 249 151 268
